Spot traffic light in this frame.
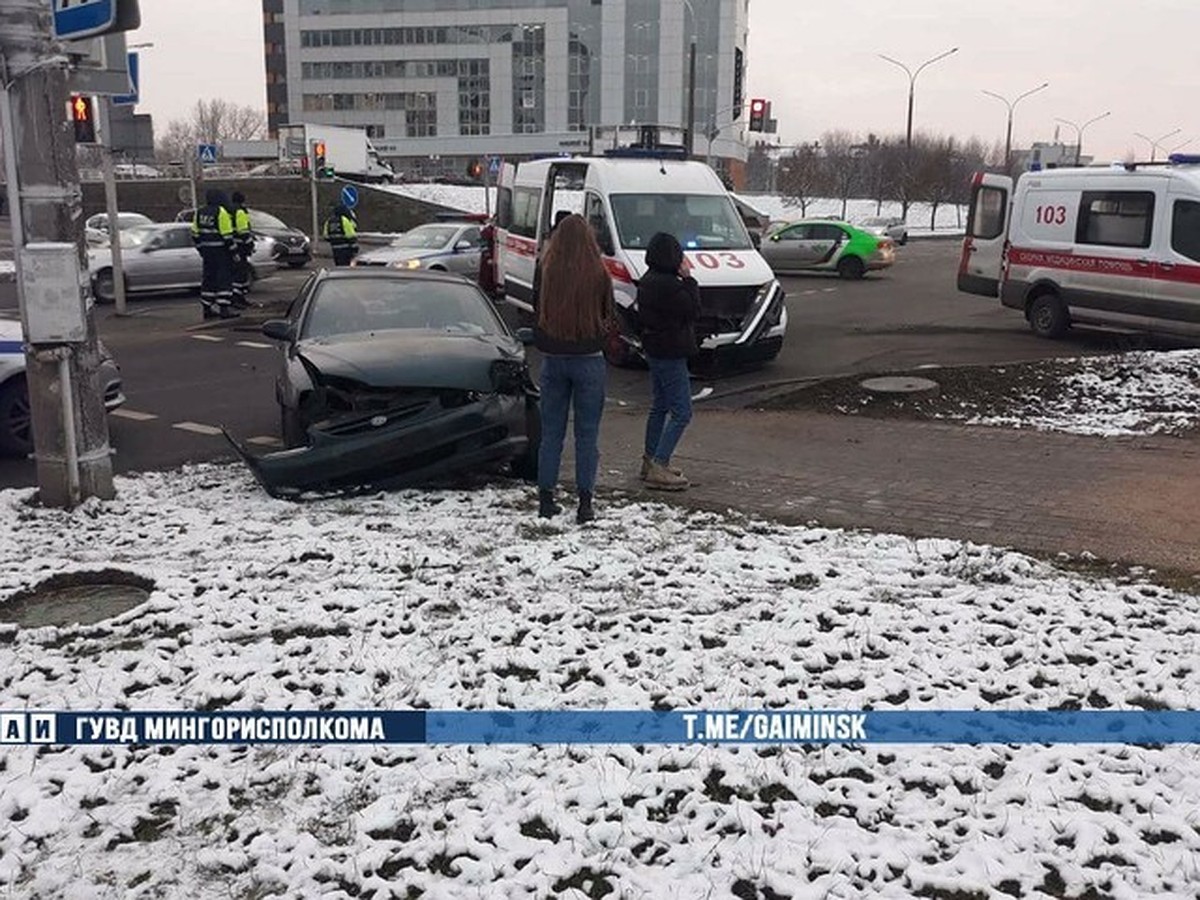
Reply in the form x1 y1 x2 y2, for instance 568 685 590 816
70 95 97 143
748 98 767 133
466 159 483 179
312 140 333 178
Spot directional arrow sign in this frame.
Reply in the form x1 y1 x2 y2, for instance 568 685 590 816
53 0 116 40
487 155 502 176
112 51 139 106
340 185 359 210
197 143 219 164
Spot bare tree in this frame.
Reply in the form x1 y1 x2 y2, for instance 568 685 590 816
156 99 266 162
820 130 864 220
776 143 823 218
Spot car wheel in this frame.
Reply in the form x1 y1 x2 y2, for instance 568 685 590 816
837 256 865 280
93 269 118 304
510 400 540 482
280 407 308 448
1028 292 1070 339
0 377 32 457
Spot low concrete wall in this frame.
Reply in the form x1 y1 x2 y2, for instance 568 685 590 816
80 177 463 237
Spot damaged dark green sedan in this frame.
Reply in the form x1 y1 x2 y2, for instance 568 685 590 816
227 268 539 497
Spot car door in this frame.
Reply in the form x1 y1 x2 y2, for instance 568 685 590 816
1149 191 1200 333
450 226 482 276
761 224 813 271
154 227 202 288
809 223 848 267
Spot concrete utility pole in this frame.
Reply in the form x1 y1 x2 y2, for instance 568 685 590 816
0 0 115 506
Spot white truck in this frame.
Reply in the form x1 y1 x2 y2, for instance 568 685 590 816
277 123 396 184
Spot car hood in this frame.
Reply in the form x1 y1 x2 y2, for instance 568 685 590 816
356 247 446 265
623 248 776 287
297 330 523 391
256 226 308 242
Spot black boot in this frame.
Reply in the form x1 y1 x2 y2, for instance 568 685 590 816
538 489 561 519
576 492 595 524
218 305 241 319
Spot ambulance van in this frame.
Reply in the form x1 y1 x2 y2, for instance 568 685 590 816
494 150 787 366
958 155 1200 339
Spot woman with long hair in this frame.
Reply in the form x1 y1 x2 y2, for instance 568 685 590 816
533 214 614 523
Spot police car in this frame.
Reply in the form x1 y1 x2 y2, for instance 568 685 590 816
0 317 125 456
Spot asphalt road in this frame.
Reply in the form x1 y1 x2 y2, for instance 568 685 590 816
0 240 1185 491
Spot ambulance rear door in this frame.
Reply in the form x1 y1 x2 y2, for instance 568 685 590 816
958 172 1013 297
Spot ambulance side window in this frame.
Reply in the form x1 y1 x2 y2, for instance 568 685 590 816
1170 199 1200 262
1075 191 1154 248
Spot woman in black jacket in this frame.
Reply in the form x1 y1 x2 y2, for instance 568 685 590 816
638 232 700 490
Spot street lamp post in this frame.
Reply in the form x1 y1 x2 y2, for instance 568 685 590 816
878 47 958 220
681 0 698 157
1133 128 1181 162
983 82 1049 172
1054 111 1110 166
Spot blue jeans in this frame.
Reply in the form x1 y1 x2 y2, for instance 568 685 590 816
644 355 693 464
537 354 607 494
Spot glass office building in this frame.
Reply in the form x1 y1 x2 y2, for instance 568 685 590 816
262 0 750 182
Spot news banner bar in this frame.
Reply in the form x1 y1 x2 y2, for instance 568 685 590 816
5 711 1200 746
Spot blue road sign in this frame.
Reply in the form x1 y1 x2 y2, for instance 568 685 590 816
487 155 502 176
53 0 116 40
112 52 139 106
340 185 359 209
197 144 219 164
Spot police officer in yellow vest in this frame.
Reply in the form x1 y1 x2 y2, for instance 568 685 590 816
191 189 238 319
322 203 358 266
229 191 255 308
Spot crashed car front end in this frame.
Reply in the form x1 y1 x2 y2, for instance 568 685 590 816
228 339 536 497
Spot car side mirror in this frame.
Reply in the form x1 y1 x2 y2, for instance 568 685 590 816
514 326 535 345
144 238 164 252
455 240 473 251
750 232 762 249
261 319 295 342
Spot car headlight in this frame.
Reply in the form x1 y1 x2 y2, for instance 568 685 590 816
404 259 422 270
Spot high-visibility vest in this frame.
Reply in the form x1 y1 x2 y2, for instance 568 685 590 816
192 204 234 250
232 206 254 251
323 214 357 247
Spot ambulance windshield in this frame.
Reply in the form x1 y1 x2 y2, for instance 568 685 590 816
609 194 753 251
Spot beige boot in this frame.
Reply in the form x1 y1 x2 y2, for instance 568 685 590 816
641 454 682 480
644 460 689 491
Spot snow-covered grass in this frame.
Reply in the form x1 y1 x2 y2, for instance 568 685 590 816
380 182 967 233
952 350 1200 437
2 466 1200 898
0 260 14 277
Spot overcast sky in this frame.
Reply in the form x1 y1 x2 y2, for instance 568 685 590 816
134 0 1200 163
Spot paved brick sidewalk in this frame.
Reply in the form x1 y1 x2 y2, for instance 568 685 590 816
593 406 1200 576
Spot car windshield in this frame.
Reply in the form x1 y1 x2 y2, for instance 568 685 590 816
249 210 289 230
609 194 753 250
392 225 458 250
302 278 504 339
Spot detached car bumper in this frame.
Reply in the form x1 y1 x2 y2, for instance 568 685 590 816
227 392 530 497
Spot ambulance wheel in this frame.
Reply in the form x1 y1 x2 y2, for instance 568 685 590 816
1029 292 1069 339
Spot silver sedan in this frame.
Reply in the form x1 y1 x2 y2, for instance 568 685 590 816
87 223 278 304
353 222 483 278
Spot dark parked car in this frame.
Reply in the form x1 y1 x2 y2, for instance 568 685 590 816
175 207 311 268
227 268 539 497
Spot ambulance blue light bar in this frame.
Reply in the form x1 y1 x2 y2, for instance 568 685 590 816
603 146 689 160
1168 153 1200 165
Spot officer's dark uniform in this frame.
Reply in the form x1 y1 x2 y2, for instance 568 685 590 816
191 189 238 319
230 191 255 308
322 205 358 267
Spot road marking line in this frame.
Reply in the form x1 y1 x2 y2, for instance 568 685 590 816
247 435 282 447
172 422 224 436
236 341 273 349
802 290 818 295
191 334 224 343
109 409 158 422
822 288 837 293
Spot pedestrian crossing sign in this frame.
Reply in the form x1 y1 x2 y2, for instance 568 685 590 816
197 144 218 164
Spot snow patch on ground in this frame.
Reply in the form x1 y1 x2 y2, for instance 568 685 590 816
2 467 1199 897
0 260 15 277
958 350 1200 436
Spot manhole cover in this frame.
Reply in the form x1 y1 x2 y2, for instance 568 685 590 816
0 569 154 629
859 376 940 394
